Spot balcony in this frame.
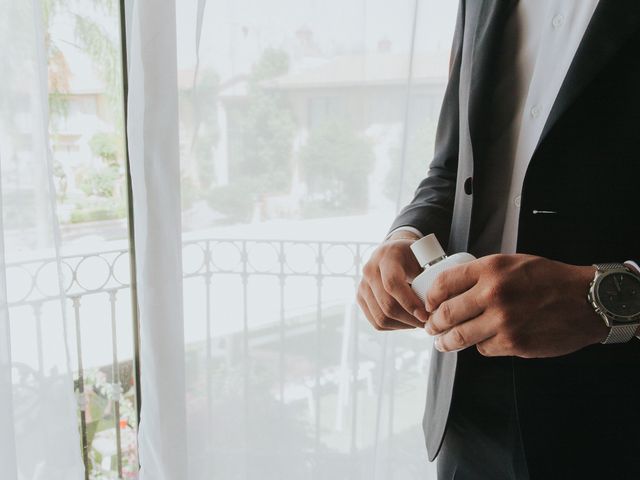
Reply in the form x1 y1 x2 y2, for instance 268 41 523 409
8 236 433 479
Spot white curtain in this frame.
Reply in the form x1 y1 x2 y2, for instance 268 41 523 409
126 0 189 478
0 1 85 479
127 0 456 479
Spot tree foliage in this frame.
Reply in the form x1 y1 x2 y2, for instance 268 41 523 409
235 48 296 194
184 69 221 190
78 165 120 198
44 0 127 224
299 120 375 215
73 6 121 109
89 132 122 166
209 49 296 222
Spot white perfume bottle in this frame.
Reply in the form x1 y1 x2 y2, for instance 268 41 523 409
410 234 476 304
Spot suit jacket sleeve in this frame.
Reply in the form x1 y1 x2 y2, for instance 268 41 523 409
388 1 465 250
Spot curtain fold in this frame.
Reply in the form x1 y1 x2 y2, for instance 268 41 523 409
126 0 189 478
0 0 85 479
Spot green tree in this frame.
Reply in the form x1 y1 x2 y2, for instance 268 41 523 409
207 181 257 223
45 0 122 118
235 48 296 194
69 0 122 109
44 0 128 225
78 165 120 198
208 48 296 222
180 69 221 194
44 0 72 117
299 120 375 215
89 132 122 166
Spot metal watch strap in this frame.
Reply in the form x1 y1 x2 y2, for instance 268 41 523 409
596 263 626 271
594 263 639 344
602 324 638 344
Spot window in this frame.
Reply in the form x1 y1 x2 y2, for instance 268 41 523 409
3 1 457 478
46 1 138 477
174 1 457 477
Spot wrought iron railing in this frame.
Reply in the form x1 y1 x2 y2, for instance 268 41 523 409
7 246 136 478
8 237 432 479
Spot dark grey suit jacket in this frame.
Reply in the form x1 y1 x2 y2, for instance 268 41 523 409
390 0 640 474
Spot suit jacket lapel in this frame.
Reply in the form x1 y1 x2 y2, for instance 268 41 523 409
538 0 640 147
467 0 518 166
449 0 518 253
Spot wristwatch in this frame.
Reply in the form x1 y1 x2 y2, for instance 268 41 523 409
588 263 640 344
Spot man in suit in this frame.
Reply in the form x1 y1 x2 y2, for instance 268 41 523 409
357 1 640 478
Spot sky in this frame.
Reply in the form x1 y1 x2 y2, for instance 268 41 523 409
175 0 458 79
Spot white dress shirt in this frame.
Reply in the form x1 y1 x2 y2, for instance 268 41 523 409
499 0 600 253
393 0 600 253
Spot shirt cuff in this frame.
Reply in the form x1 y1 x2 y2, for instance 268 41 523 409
624 261 640 340
385 226 424 241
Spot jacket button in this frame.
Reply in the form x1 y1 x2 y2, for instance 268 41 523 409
464 176 473 195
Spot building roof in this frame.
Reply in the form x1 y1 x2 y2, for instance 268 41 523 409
261 52 449 90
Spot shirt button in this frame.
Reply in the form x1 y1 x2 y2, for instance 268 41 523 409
552 14 565 29
530 105 541 118
514 195 522 208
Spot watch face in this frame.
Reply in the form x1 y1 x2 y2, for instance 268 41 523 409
597 271 640 320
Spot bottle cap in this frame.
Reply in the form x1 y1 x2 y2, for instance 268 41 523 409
410 234 446 268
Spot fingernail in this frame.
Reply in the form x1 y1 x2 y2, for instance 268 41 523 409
434 337 444 352
413 309 428 323
425 322 435 335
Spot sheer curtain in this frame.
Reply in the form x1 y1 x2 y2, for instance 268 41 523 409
127 0 457 478
126 0 188 478
0 1 85 479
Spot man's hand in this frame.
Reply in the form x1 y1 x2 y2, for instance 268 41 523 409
425 254 608 358
357 231 430 330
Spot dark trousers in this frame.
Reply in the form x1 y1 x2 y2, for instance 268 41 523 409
436 350 529 480
435 346 640 480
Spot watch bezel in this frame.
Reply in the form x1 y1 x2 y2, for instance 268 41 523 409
591 269 640 324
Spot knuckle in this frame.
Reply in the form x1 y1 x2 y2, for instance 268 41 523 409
478 286 493 305
480 255 496 271
432 270 449 293
427 273 448 308
384 242 399 255
493 309 511 328
362 261 377 278
378 297 398 317
378 316 394 329
425 292 436 309
438 301 453 326
382 273 402 293
486 281 508 302
485 254 507 270
476 343 491 357
450 328 466 348
372 311 387 328
381 242 402 260
500 331 524 353
522 255 543 274
500 335 516 352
